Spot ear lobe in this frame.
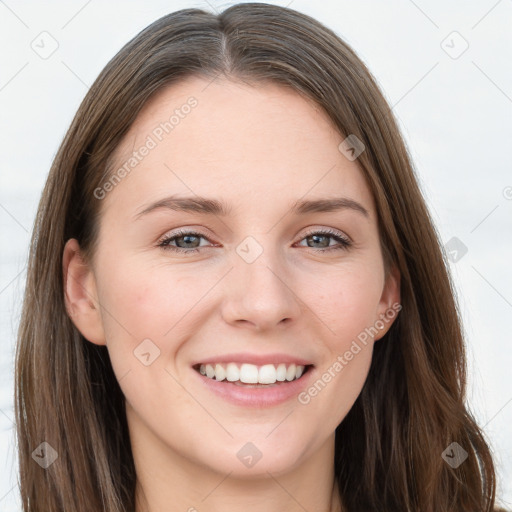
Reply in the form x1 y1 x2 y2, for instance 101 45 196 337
374 264 401 341
63 238 106 346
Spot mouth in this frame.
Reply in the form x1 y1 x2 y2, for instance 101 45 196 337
192 362 314 387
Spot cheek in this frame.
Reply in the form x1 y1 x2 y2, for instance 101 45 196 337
96 257 203 339
300 263 384 340
94 261 201 419
94 257 227 384
294 266 382 415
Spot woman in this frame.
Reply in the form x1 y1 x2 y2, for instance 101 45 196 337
14 3 507 511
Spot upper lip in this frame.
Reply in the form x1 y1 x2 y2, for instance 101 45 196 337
191 352 314 367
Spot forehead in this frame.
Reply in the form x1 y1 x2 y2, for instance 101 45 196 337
102 75 375 219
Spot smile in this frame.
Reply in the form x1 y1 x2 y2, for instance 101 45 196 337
194 362 310 385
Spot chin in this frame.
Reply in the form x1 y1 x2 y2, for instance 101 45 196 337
196 438 307 479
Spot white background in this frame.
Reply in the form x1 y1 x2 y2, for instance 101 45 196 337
0 1 511 510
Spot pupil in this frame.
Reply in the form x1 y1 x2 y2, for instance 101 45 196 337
181 235 198 248
310 234 328 248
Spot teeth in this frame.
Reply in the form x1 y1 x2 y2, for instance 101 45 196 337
240 364 259 384
258 364 277 384
276 363 287 381
286 364 296 381
197 362 307 384
226 362 239 382
215 364 226 381
205 364 215 379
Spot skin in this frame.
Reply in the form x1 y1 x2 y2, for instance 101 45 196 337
63 76 400 512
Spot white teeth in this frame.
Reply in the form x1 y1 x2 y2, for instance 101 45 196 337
215 364 226 381
226 362 239 382
205 364 215 379
276 363 287 381
240 364 259 384
285 364 296 381
259 364 277 384
197 362 309 384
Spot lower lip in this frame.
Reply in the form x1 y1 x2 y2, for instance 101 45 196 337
193 366 315 408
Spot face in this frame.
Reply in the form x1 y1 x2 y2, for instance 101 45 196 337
64 76 400 480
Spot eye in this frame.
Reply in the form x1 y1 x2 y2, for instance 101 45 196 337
296 228 352 252
157 229 211 254
157 228 352 254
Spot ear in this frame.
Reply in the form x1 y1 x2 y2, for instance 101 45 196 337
374 264 401 341
63 238 106 346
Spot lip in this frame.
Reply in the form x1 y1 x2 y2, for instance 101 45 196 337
191 352 314 367
192 364 315 408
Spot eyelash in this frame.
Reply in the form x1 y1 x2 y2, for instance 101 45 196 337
157 228 352 255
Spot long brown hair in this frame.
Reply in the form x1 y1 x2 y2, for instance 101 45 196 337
15 3 505 511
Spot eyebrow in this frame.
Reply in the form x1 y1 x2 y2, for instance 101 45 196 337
134 195 370 220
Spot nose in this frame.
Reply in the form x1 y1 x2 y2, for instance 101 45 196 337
220 246 302 332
